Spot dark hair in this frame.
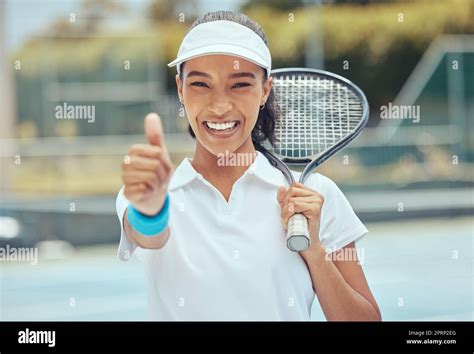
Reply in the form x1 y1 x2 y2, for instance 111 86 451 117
178 11 277 151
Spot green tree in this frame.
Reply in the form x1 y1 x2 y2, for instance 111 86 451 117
80 0 128 34
241 0 306 12
46 0 128 36
148 0 198 23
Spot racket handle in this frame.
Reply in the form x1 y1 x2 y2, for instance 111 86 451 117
286 213 311 252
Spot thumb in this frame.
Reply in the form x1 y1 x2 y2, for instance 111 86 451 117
144 113 164 146
277 186 287 205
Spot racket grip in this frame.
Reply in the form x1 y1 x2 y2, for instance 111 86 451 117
286 213 311 252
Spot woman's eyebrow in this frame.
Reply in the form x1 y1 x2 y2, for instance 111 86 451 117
186 71 211 78
186 71 256 79
229 72 256 79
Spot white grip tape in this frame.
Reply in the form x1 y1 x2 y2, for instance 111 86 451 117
286 213 311 252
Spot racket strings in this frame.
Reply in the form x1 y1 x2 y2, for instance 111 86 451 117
271 74 364 159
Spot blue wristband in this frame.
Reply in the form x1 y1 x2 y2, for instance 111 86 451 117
127 194 170 236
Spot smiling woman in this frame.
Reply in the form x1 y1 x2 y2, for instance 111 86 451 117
116 10 381 322
176 54 272 158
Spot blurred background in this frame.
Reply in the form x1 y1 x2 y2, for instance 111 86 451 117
0 0 472 321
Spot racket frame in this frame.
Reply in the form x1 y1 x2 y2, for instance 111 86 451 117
269 67 369 184
262 68 370 251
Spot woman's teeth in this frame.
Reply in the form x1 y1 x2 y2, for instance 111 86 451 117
205 121 238 131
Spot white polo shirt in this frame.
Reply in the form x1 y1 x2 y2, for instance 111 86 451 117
116 151 368 321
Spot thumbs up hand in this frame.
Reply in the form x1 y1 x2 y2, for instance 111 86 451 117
121 113 174 216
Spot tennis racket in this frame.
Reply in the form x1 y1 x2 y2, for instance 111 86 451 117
260 68 369 252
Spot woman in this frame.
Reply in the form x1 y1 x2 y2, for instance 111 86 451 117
116 11 381 321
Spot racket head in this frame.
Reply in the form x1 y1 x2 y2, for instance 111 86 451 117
266 68 369 180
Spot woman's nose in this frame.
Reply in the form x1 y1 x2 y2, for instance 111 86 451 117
208 93 233 116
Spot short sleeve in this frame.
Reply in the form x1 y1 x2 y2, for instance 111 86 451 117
116 185 145 262
306 173 368 253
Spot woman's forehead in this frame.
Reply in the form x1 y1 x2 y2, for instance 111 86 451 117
183 54 262 77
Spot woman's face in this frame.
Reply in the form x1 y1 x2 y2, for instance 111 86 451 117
176 54 273 156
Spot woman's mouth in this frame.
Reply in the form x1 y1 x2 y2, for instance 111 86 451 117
203 120 240 138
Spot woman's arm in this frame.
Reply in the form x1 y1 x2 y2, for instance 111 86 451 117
277 183 381 321
302 241 381 321
123 208 170 250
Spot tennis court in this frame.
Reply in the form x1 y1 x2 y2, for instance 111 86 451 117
1 216 471 321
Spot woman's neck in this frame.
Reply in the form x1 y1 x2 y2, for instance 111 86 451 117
191 138 257 200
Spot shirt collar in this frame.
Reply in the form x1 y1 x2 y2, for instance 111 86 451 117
168 150 285 191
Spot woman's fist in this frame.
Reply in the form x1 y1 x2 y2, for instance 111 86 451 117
121 113 174 216
277 182 325 256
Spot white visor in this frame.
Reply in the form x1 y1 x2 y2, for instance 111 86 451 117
167 20 272 78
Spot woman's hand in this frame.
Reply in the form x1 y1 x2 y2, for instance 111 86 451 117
277 182 325 259
121 113 174 216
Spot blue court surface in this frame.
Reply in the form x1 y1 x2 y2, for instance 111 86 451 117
1 216 472 321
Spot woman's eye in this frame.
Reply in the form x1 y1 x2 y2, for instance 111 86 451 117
190 82 209 88
233 82 251 89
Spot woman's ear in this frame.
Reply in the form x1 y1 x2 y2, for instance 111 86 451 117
175 74 183 102
262 76 273 103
